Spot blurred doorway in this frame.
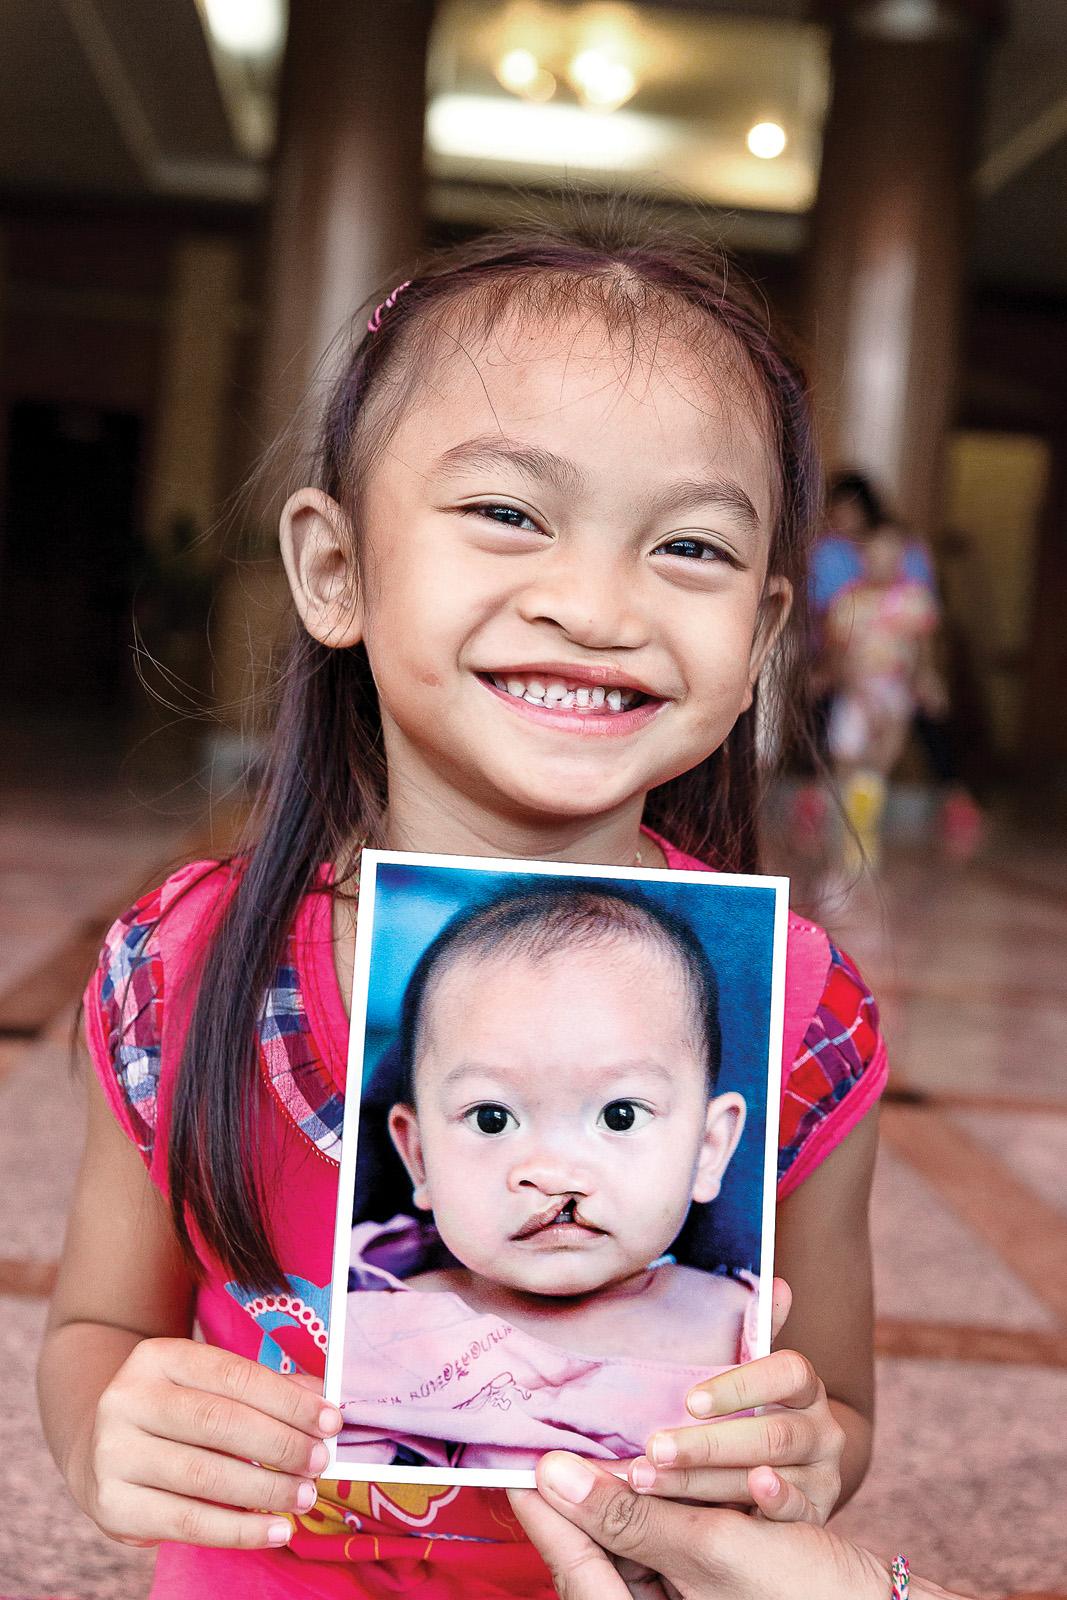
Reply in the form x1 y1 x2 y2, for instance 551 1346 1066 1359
942 429 1051 780
0 402 143 715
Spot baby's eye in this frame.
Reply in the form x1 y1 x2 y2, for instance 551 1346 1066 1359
655 535 729 562
598 1100 653 1133
465 1103 516 1136
467 503 542 534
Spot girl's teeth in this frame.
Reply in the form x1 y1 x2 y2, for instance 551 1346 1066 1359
491 675 645 711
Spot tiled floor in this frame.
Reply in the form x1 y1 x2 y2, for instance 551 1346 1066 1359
1 778 1065 1599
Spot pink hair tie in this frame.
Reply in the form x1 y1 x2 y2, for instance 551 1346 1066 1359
367 280 411 334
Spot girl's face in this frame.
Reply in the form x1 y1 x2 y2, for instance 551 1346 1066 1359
388 937 745 1299
285 308 788 840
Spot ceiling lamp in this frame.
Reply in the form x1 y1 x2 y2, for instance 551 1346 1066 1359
496 47 557 103
428 95 667 171
201 0 285 59
568 48 637 112
747 121 787 160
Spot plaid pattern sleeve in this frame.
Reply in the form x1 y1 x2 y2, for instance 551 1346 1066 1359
778 941 884 1189
90 884 167 1162
257 940 344 1162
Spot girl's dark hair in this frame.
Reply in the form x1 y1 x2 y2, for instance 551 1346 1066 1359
169 211 823 1290
827 470 884 531
394 881 721 1105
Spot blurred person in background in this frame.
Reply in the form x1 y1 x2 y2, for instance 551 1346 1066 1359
796 472 984 866
824 523 944 869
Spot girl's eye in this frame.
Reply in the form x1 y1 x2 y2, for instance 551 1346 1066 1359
598 1100 653 1133
465 1103 515 1136
466 503 542 534
655 535 730 562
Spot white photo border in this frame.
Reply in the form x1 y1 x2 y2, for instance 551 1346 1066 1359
323 848 789 1489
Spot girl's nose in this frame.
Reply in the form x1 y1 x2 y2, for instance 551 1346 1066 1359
515 545 649 652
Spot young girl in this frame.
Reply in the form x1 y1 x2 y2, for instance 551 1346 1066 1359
826 524 944 867
340 880 753 1470
40 220 886 1599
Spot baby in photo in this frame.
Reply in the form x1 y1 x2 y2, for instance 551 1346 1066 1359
338 882 758 1472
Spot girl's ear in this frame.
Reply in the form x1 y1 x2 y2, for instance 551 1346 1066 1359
279 487 364 649
691 1091 747 1205
741 575 793 712
387 1103 432 1211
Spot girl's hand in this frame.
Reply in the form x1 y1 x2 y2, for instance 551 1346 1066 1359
509 1453 895 1600
77 1337 342 1549
626 1350 845 1525
621 1279 844 1525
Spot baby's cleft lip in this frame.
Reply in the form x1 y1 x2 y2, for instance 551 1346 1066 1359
511 1197 604 1240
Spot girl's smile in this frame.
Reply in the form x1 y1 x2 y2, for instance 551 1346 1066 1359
479 669 668 736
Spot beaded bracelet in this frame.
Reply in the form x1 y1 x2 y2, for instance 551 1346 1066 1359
891 1555 910 1599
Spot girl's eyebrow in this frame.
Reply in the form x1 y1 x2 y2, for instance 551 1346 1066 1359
432 434 761 535
433 435 585 497
648 476 762 536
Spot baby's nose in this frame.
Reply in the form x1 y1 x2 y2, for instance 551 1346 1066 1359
508 1147 592 1197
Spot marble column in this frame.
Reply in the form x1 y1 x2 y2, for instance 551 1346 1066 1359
256 0 434 453
806 0 1001 531
211 0 434 768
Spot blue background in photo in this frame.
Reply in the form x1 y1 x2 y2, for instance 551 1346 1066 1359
353 860 779 1276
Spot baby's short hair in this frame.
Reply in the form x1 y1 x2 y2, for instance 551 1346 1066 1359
396 880 721 1102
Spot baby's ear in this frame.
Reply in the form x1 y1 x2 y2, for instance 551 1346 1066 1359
279 487 363 648
691 1092 747 1204
387 1103 432 1211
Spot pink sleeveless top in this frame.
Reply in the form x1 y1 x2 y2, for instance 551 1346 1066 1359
84 833 886 1598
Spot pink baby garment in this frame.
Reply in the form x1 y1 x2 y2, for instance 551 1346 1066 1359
339 1217 758 1471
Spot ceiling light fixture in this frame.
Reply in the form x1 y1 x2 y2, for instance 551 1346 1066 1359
747 121 787 159
427 94 666 170
568 49 637 112
496 47 557 102
497 47 538 93
201 0 285 59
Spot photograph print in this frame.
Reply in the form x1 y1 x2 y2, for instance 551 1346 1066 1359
324 850 788 1488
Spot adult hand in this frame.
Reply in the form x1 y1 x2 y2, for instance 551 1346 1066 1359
77 1338 342 1549
509 1453 891 1600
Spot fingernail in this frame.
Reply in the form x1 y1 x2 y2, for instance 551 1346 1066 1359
318 1406 343 1435
309 1442 330 1474
542 1453 597 1505
267 1520 293 1545
629 1458 656 1492
649 1434 677 1468
752 1467 781 1498
296 1480 317 1511
687 1390 714 1418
